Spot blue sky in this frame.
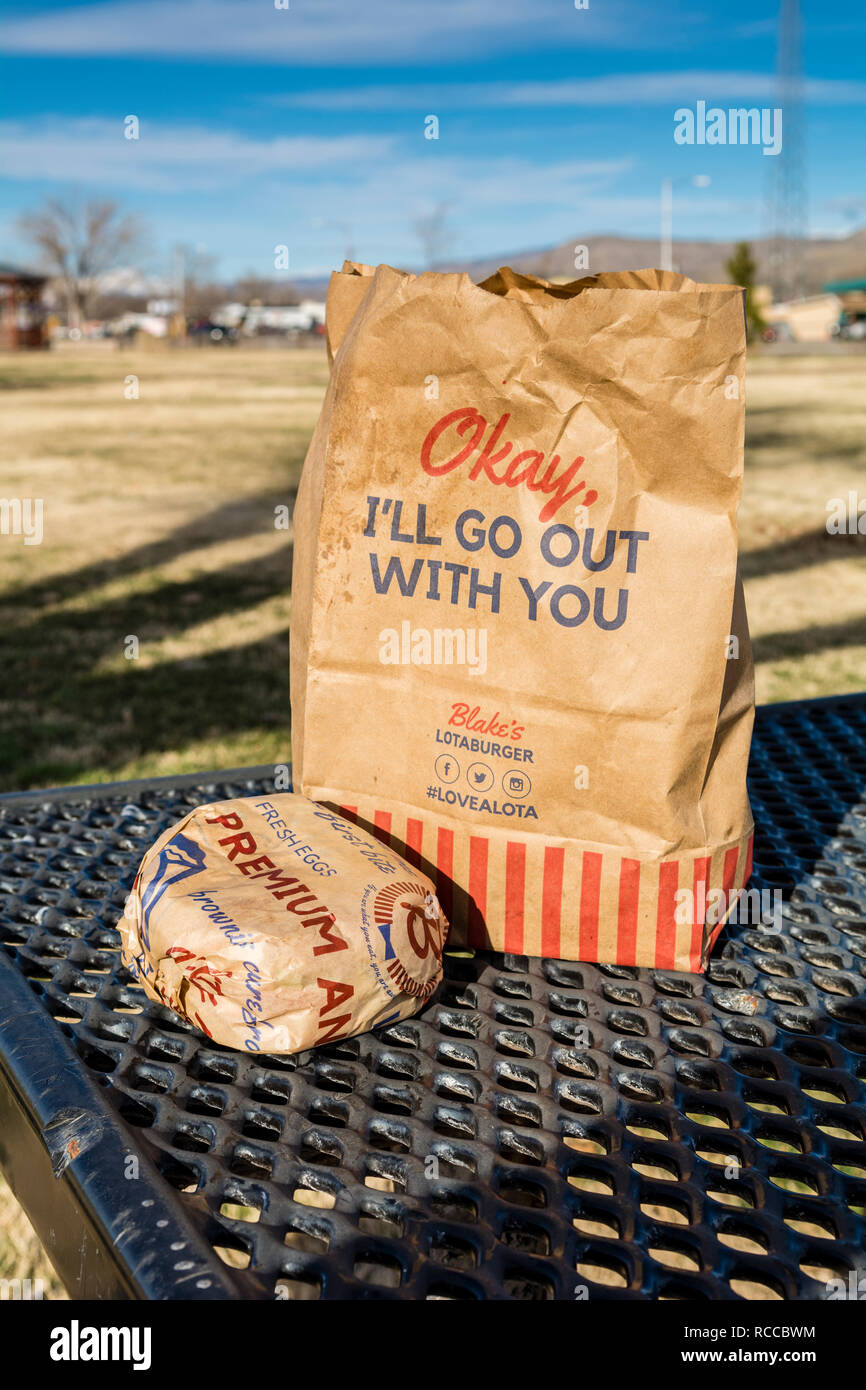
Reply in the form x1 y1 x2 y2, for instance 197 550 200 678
2 0 865 280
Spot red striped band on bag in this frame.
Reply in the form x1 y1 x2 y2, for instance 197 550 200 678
373 810 392 848
504 841 526 954
617 858 641 967
655 860 680 971
333 805 755 971
706 839 749 956
467 836 489 948
541 846 564 957
689 856 713 973
436 827 454 925
405 817 424 868
579 851 602 960
722 844 740 899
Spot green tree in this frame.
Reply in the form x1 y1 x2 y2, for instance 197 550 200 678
726 240 765 340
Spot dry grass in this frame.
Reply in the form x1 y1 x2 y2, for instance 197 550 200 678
0 343 864 1294
742 353 866 701
0 344 328 791
0 1172 67 1299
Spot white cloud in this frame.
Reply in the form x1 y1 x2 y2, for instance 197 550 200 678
270 70 866 111
0 114 630 199
259 152 644 266
0 0 705 63
0 114 640 272
0 118 395 191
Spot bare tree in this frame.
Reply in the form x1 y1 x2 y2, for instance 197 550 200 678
17 196 143 329
413 202 454 269
231 273 300 308
171 243 229 320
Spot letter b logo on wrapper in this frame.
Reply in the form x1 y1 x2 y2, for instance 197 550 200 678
372 881 446 999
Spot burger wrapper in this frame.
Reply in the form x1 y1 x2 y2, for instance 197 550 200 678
117 794 448 1054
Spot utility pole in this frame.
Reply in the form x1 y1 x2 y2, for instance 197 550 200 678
173 244 186 315
659 175 710 272
764 0 808 301
660 179 673 272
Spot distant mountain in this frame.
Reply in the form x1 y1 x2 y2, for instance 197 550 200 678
292 226 866 299
445 227 866 295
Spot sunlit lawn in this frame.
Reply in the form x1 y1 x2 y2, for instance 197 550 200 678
0 344 327 791
1 345 864 794
740 352 866 701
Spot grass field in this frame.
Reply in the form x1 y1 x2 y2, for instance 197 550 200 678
0 1173 67 1299
1 345 864 798
0 343 865 1294
739 353 866 701
0 345 326 792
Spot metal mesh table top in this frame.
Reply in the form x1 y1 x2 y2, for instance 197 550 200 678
1 694 865 1301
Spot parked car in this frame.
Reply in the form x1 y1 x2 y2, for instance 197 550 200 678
186 318 238 343
761 321 793 343
836 314 866 341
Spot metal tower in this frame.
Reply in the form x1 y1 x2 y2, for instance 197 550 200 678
764 0 808 301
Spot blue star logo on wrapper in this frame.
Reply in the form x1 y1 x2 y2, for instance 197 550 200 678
138 832 207 949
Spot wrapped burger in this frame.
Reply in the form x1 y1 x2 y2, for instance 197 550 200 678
117 794 448 1054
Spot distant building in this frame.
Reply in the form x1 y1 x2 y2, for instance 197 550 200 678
825 277 866 310
111 311 169 339
0 264 48 349
146 297 180 317
765 292 842 343
214 299 326 334
824 279 866 339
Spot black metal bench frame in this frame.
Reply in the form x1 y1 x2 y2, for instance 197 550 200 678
1 694 864 1300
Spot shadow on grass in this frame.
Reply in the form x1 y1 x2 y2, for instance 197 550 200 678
0 630 290 790
4 488 293 613
741 526 866 582
745 397 866 465
753 611 866 666
0 492 295 791
746 431 865 464
744 524 866 670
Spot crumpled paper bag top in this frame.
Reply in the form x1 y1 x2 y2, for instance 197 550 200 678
297 259 753 970
117 794 449 1054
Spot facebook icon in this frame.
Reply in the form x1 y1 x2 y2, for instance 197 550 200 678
434 754 460 784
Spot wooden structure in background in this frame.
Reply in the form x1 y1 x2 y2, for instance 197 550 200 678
0 264 47 349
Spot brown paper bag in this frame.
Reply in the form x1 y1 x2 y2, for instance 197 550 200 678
291 263 754 972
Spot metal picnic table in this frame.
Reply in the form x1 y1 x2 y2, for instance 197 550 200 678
0 693 864 1300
